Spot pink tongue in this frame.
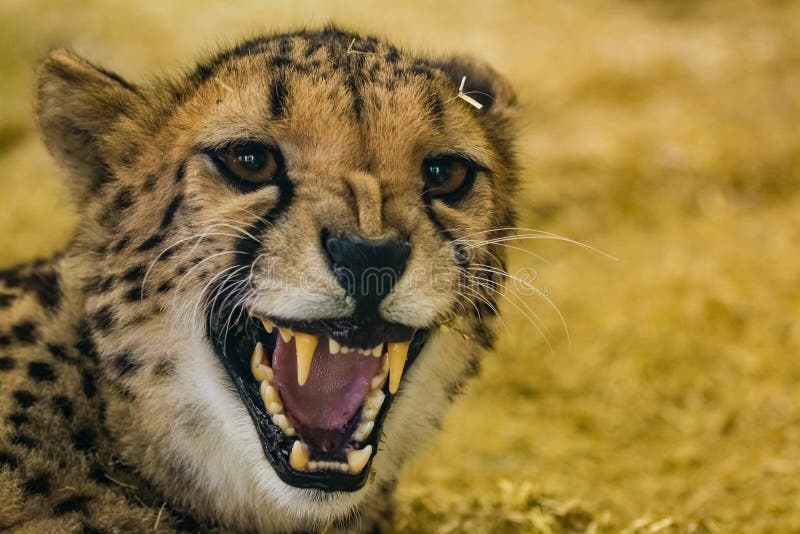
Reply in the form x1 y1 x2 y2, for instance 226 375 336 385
272 337 381 435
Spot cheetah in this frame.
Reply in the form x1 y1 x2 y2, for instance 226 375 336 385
0 26 518 532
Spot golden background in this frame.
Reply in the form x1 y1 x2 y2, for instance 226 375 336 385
1 1 799 531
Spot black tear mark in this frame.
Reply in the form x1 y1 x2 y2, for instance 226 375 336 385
28 361 57 381
175 162 187 183
82 370 98 398
13 390 37 408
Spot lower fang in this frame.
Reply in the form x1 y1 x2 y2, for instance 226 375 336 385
273 414 294 436
290 441 309 470
347 445 372 474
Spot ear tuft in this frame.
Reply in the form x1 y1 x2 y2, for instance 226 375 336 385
432 54 516 116
35 48 138 201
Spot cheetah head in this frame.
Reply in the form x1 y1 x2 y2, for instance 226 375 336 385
35 28 517 530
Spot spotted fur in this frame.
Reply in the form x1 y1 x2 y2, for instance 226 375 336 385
0 26 517 532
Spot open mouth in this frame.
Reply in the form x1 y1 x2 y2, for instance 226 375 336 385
207 308 429 492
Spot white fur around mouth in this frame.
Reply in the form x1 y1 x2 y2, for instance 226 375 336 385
250 317 411 475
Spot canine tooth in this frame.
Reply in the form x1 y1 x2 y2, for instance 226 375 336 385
347 445 372 474
387 341 410 394
278 328 293 343
290 441 309 470
294 333 318 386
250 343 274 382
261 318 275 333
341 346 351 354
329 338 341 354
371 343 383 357
354 420 374 442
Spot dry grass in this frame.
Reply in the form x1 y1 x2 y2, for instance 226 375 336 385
2 1 799 532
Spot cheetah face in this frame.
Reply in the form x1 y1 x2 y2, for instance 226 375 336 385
36 28 517 516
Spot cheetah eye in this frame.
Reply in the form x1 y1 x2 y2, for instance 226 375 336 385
422 155 475 200
213 142 282 188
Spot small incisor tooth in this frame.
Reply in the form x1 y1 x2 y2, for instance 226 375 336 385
272 414 294 435
289 441 309 470
250 343 274 382
371 343 383 357
347 445 372 474
354 420 374 442
294 332 318 386
329 338 341 354
387 341 411 394
278 328 293 343
261 318 275 333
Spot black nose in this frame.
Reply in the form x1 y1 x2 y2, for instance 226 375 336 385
323 230 411 313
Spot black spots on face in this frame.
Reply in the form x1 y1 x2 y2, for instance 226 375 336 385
0 292 15 308
54 494 91 515
304 39 323 58
142 172 158 192
123 286 142 303
75 327 99 362
110 236 130 254
28 361 57 382
12 321 37 344
11 433 36 449
112 186 135 213
109 351 140 380
385 45 401 64
23 473 51 495
269 76 289 119
151 356 176 380
156 280 173 294
52 395 74 420
48 342 79 365
6 412 29 427
71 426 95 452
88 463 110 486
136 233 165 253
82 369 98 398
0 356 15 371
0 451 18 469
122 265 147 283
13 390 37 408
0 265 23 287
0 264 61 310
89 305 115 333
0 334 10 347
160 194 184 230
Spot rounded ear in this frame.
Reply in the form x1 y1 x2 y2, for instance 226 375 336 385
431 54 517 116
35 48 138 201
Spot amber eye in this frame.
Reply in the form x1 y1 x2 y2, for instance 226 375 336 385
215 143 281 187
422 156 473 198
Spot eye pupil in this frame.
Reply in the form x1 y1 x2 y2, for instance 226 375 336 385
422 156 472 200
238 151 265 170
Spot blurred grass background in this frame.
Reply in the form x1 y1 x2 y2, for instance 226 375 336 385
2 0 800 532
